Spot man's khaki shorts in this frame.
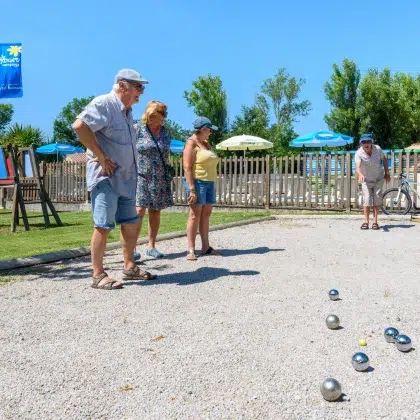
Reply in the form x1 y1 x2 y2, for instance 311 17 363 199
361 179 384 207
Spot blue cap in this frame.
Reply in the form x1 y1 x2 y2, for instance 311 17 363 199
360 133 374 142
114 69 148 84
193 117 218 131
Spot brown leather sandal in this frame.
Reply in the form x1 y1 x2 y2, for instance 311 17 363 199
122 266 157 281
91 272 123 290
201 247 221 256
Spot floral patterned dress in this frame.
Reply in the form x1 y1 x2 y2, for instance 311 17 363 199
135 123 173 210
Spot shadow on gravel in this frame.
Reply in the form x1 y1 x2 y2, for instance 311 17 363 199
0 258 93 282
124 267 260 287
381 224 416 232
216 247 285 257
164 247 285 260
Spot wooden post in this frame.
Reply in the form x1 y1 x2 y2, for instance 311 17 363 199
239 156 243 205
290 155 295 206
255 157 260 205
414 152 418 208
272 157 277 207
265 155 271 209
8 146 30 231
278 156 283 206
244 157 249 206
249 157 254 206
28 145 62 226
314 153 319 207
233 156 237 205
346 152 352 212
284 156 289 206
307 154 312 207
228 157 232 205
302 154 307 207
321 153 325 208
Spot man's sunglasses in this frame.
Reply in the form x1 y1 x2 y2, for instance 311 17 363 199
361 140 372 145
124 79 146 92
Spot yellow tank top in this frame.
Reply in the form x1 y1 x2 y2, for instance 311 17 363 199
194 149 218 181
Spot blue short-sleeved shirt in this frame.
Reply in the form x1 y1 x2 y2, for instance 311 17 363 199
76 91 137 199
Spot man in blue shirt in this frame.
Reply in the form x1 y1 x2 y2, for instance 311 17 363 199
73 69 157 290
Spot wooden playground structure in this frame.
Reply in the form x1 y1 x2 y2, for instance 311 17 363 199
0 145 62 232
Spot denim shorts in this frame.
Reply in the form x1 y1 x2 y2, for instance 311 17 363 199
91 179 139 229
184 179 216 205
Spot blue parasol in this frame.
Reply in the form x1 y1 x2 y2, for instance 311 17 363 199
290 130 353 150
170 139 185 154
36 142 85 163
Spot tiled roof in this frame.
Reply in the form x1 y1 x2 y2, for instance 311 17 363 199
65 153 86 163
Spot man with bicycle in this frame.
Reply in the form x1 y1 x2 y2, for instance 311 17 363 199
355 134 391 230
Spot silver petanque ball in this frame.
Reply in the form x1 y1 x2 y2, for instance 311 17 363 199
326 314 340 329
320 378 342 402
351 352 370 372
384 327 399 343
395 334 412 352
328 289 339 301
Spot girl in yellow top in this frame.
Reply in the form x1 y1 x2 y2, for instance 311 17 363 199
183 117 220 261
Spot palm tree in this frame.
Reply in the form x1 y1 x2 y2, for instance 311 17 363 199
0 123 45 148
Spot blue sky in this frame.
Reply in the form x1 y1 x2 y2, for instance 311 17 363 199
2 0 420 140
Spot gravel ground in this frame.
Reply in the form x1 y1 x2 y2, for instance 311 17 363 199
0 217 419 420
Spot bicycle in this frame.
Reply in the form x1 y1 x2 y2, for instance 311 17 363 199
381 172 420 215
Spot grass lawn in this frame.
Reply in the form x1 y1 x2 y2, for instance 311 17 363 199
0 209 269 261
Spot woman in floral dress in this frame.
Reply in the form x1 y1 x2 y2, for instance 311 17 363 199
135 100 173 258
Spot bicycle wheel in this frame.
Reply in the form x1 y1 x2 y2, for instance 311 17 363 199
381 188 412 215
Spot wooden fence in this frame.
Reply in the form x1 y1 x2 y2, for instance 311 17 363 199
14 151 420 210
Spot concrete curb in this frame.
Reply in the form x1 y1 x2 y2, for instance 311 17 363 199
0 216 276 272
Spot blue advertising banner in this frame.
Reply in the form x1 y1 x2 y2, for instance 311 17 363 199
0 43 23 98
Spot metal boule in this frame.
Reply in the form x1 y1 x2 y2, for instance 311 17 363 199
395 334 412 352
384 327 399 343
351 352 370 372
320 378 342 401
328 289 339 301
326 314 340 329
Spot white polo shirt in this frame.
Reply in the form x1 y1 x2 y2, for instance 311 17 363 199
355 145 385 183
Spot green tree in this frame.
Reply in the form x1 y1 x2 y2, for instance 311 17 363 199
53 97 93 146
324 59 361 147
257 68 311 155
0 103 14 134
398 73 420 145
227 102 271 157
260 68 311 128
1 123 45 148
164 119 192 141
359 68 415 149
230 95 270 140
184 74 228 146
